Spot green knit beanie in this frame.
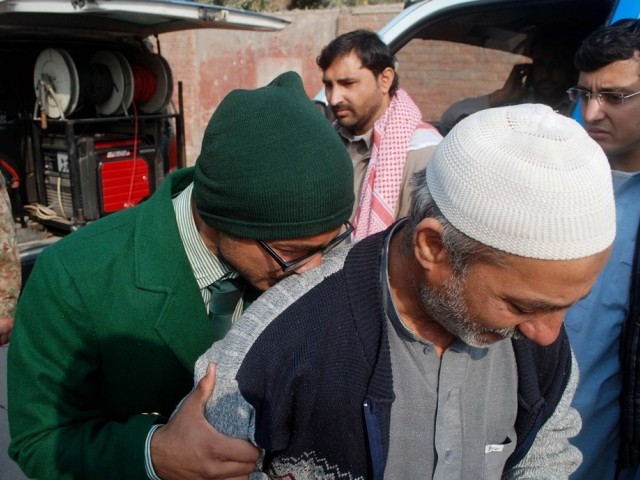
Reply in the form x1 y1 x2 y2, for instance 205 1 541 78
193 71 354 240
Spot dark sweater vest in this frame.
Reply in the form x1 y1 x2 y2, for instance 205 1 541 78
237 227 571 478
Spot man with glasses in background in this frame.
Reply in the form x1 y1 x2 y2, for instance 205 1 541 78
563 19 640 480
7 71 354 480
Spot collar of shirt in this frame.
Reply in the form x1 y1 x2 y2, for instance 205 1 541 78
612 169 640 189
336 124 373 148
380 219 473 353
337 125 374 170
172 183 237 293
380 219 422 342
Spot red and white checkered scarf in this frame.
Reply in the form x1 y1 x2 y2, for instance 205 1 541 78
353 88 436 241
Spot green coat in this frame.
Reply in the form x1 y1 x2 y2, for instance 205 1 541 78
8 168 215 479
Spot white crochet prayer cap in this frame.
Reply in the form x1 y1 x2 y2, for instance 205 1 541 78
426 104 615 260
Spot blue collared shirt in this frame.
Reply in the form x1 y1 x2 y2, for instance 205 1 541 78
567 170 640 480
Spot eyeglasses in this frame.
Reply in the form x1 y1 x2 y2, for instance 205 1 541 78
566 87 640 106
258 222 354 273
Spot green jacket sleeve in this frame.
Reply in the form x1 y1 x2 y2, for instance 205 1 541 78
8 247 160 480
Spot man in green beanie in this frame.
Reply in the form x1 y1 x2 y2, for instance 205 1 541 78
7 71 354 480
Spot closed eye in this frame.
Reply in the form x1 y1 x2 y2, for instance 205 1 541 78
507 300 568 316
509 303 534 316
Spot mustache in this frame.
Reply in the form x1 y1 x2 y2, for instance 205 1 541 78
331 102 352 113
485 325 522 341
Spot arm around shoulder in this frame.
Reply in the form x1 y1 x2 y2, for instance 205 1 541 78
151 363 260 480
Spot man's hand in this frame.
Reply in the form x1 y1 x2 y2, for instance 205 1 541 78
151 363 260 480
0 316 13 346
488 63 531 107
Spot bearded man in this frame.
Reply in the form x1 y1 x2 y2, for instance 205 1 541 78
191 103 615 479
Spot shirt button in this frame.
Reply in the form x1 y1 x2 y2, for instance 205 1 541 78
444 449 453 463
423 345 431 354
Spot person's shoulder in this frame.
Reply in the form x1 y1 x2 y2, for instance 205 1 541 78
409 122 442 151
36 206 142 276
511 329 571 409
254 246 351 331
259 246 350 313
55 208 136 249
204 246 352 377
512 328 570 369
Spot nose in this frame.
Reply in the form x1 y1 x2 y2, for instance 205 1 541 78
517 311 565 346
581 96 605 123
327 86 344 107
292 253 323 274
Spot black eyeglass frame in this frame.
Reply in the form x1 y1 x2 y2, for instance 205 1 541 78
258 221 354 273
566 86 640 105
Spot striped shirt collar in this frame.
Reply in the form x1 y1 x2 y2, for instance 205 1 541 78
172 183 237 291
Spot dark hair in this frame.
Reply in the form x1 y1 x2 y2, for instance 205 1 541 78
574 19 640 72
317 29 399 97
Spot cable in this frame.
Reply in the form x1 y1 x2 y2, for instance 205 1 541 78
132 64 157 104
38 79 67 120
0 157 20 189
78 63 113 106
125 102 140 209
56 175 67 218
110 58 160 208
23 176 68 221
24 203 67 222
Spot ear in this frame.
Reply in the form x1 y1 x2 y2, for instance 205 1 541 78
192 201 221 255
378 67 395 95
413 218 450 272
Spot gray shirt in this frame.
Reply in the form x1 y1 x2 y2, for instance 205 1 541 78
194 228 583 479
381 223 518 479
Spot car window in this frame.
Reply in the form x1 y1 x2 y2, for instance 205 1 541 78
395 37 527 125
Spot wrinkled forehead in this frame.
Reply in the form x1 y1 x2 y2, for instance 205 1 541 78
470 246 611 305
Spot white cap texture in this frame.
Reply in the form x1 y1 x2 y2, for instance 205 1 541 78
426 104 615 260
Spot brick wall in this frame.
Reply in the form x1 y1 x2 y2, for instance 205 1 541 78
159 4 526 164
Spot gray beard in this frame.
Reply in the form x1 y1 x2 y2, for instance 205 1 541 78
418 272 521 348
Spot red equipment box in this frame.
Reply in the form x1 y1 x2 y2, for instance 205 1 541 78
94 138 153 214
39 134 160 226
